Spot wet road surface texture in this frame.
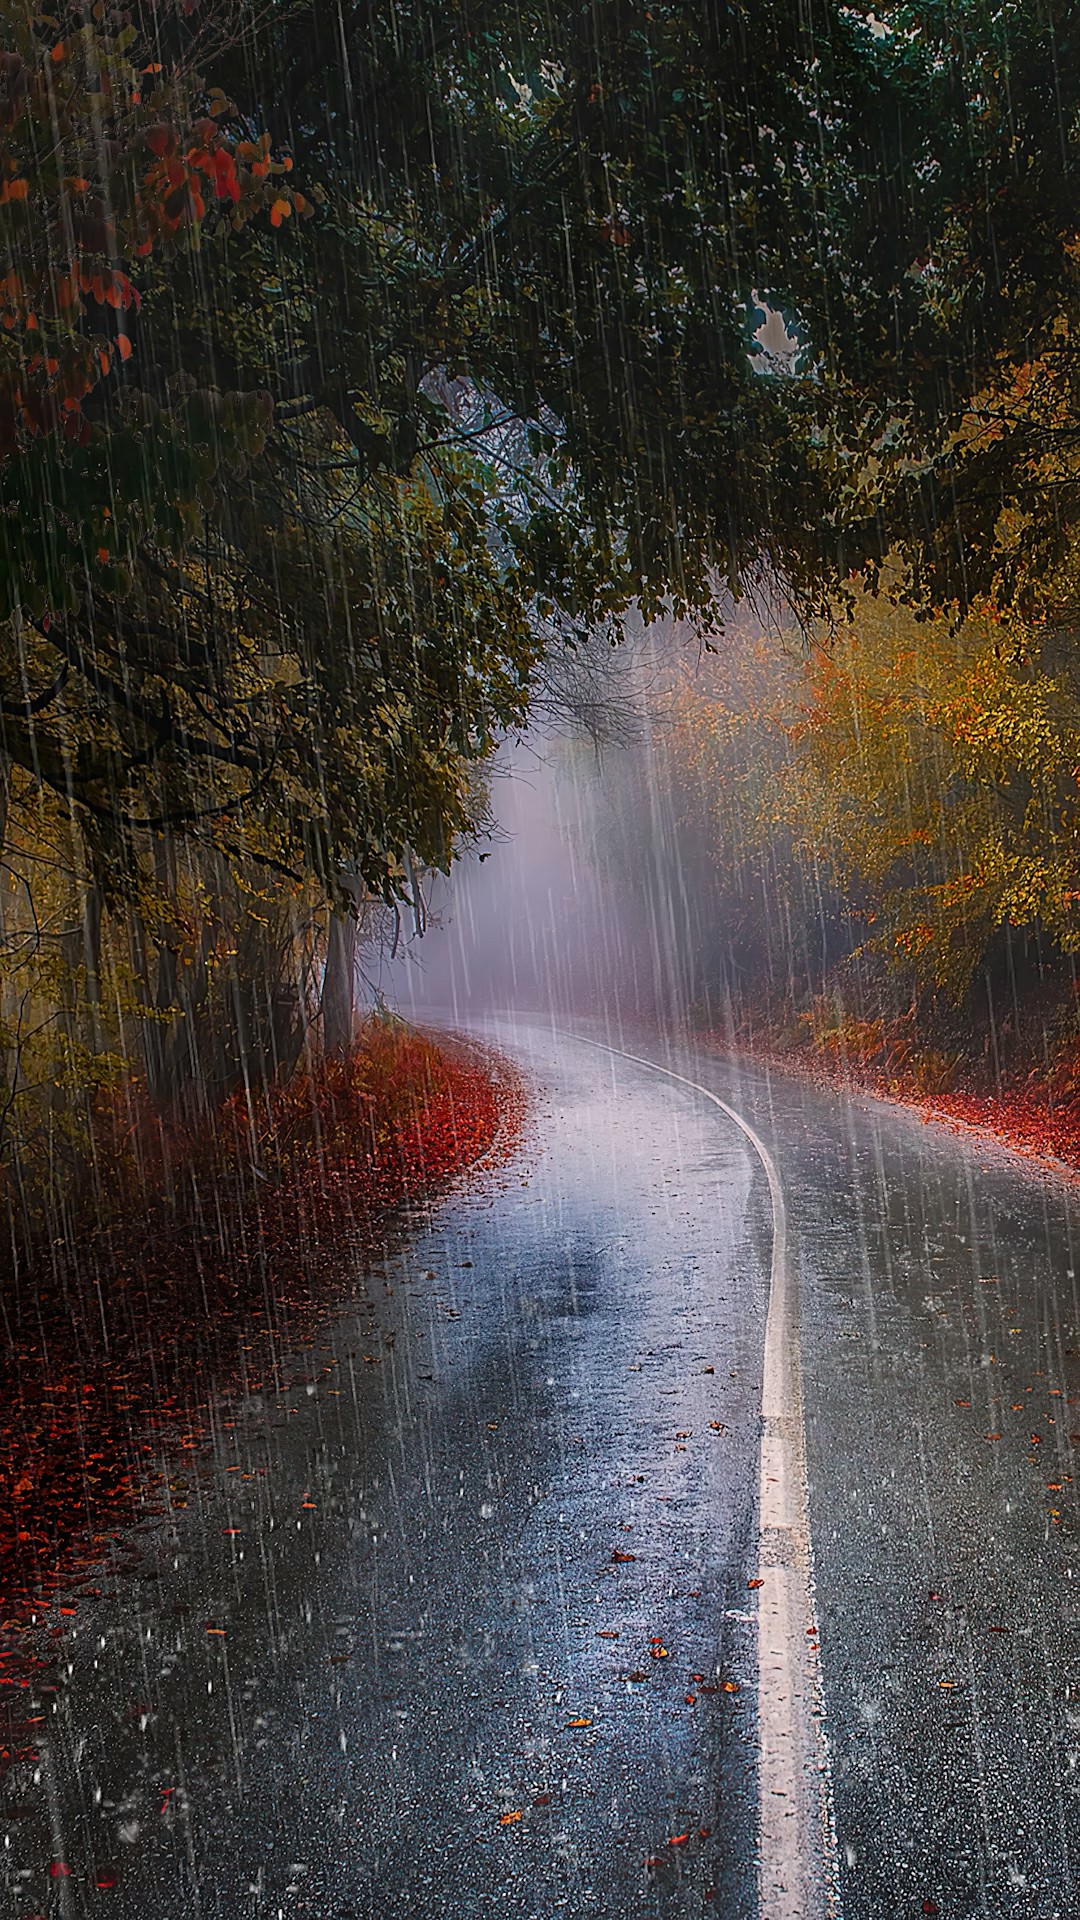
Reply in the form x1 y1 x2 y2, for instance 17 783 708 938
5 1016 1080 1918
1 1021 768 1918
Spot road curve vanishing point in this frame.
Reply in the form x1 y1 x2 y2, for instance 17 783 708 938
566 1033 842 1920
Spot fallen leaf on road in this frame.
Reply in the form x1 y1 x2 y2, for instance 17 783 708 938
722 1680 740 1694
596 1629 620 1639
499 1811 522 1826
747 1578 764 1589
668 1832 691 1848
567 1717 592 1728
611 1551 636 1563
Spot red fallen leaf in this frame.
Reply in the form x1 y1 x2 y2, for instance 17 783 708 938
722 1680 740 1694
685 1694 697 1705
650 1645 670 1659
532 1794 551 1807
929 1590 944 1603
1031 1434 1042 1445
667 1832 691 1848
699 1827 711 1839
611 1551 636 1563
95 1868 119 1888
747 1577 764 1589
644 1856 669 1871
596 1629 619 1639
498 1810 522 1826
954 1399 971 1407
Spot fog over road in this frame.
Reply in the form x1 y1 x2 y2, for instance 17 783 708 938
5 1017 1080 1918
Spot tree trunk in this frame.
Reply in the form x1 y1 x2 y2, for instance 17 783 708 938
322 909 357 1056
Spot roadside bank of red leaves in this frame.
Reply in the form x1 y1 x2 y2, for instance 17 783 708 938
694 1010 1080 1180
0 1021 523 1740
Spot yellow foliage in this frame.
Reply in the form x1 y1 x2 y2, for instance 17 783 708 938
661 579 1080 1000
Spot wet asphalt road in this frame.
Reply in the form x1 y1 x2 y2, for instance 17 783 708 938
6 1016 1080 1918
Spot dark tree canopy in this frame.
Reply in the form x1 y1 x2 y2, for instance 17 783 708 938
2 0 1079 912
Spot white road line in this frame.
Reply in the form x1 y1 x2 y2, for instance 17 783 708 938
565 1032 841 1920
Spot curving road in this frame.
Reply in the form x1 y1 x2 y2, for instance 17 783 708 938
4 1015 1080 1919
